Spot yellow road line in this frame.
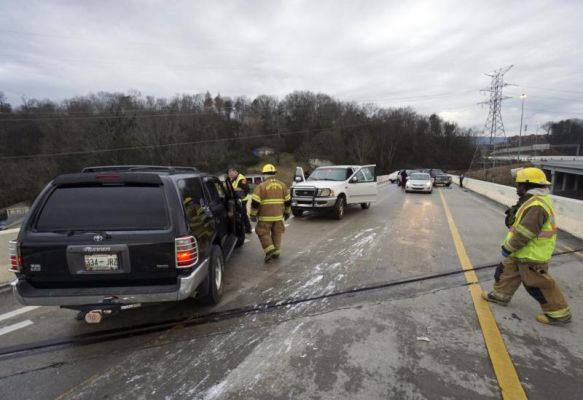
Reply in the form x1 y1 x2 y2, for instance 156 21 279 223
439 190 527 400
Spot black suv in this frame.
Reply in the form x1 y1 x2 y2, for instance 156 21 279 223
9 166 245 318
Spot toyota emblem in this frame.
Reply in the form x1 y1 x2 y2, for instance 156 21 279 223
93 234 104 242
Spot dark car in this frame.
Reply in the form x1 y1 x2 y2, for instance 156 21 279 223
9 166 246 321
429 168 452 186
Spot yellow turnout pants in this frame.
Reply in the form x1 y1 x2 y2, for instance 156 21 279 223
493 258 569 314
255 221 285 254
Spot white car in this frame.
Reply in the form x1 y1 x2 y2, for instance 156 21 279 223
388 170 400 183
291 165 377 219
405 172 433 193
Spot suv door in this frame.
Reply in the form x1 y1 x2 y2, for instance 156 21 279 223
203 177 229 247
179 177 212 256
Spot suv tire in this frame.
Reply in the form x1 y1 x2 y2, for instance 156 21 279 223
361 202 371 209
291 207 304 218
333 196 345 220
199 245 225 304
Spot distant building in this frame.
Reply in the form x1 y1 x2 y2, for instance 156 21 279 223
309 158 333 168
1 202 30 229
253 146 275 157
6 202 29 217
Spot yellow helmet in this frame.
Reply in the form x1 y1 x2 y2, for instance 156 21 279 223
515 167 551 185
262 163 277 174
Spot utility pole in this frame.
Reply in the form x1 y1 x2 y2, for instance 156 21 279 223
478 65 514 169
518 93 527 163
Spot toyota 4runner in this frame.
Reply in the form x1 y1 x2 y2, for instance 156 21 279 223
8 166 246 320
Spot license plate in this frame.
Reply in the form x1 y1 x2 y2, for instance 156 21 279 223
84 254 119 271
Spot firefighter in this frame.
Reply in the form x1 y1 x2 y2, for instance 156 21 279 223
482 167 572 325
249 163 291 263
227 167 252 234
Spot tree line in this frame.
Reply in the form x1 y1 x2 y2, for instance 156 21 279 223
0 90 477 208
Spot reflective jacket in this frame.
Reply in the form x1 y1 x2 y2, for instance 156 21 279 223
250 177 291 222
502 194 557 263
231 174 250 202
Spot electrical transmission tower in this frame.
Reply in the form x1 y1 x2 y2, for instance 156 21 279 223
470 65 514 171
479 65 514 148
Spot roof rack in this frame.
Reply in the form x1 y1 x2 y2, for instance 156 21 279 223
82 165 198 174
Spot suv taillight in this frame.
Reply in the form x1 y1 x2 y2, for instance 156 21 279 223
175 236 198 268
8 240 22 273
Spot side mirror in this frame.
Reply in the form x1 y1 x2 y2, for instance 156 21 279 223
350 176 358 183
294 176 303 182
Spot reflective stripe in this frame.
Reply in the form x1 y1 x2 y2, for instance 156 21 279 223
261 199 284 205
258 215 284 222
251 194 262 202
284 194 291 201
263 244 276 253
515 224 536 240
538 230 557 238
546 307 570 318
492 290 512 302
504 240 518 252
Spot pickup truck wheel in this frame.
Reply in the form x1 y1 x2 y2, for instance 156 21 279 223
291 208 304 218
361 202 371 209
199 245 225 304
333 196 345 220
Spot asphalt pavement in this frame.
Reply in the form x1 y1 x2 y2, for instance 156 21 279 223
0 182 581 399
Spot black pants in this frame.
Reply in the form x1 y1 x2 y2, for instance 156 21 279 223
241 201 252 233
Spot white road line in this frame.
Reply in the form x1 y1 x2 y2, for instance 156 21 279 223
0 320 34 336
0 306 40 323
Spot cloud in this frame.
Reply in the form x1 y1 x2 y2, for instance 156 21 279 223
1 0 582 134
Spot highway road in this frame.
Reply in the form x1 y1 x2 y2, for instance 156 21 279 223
0 182 582 399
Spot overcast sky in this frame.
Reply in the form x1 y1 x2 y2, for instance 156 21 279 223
1 0 582 134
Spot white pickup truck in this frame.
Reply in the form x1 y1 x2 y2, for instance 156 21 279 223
291 165 377 219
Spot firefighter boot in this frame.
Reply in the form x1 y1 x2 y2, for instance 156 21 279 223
264 249 277 263
481 291 510 306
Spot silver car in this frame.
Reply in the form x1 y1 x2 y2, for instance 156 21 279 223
405 172 433 193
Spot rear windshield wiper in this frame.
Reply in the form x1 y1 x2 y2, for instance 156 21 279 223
65 230 112 238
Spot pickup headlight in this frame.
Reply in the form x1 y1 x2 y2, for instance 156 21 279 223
317 188 334 197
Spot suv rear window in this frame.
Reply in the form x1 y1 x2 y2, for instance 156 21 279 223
36 185 169 231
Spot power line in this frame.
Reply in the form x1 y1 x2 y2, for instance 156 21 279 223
0 90 482 121
0 120 391 161
518 85 583 96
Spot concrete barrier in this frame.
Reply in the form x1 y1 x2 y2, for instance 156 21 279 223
377 174 391 184
0 228 19 287
451 175 583 240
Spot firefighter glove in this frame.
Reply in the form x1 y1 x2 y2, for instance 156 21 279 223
250 215 257 223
